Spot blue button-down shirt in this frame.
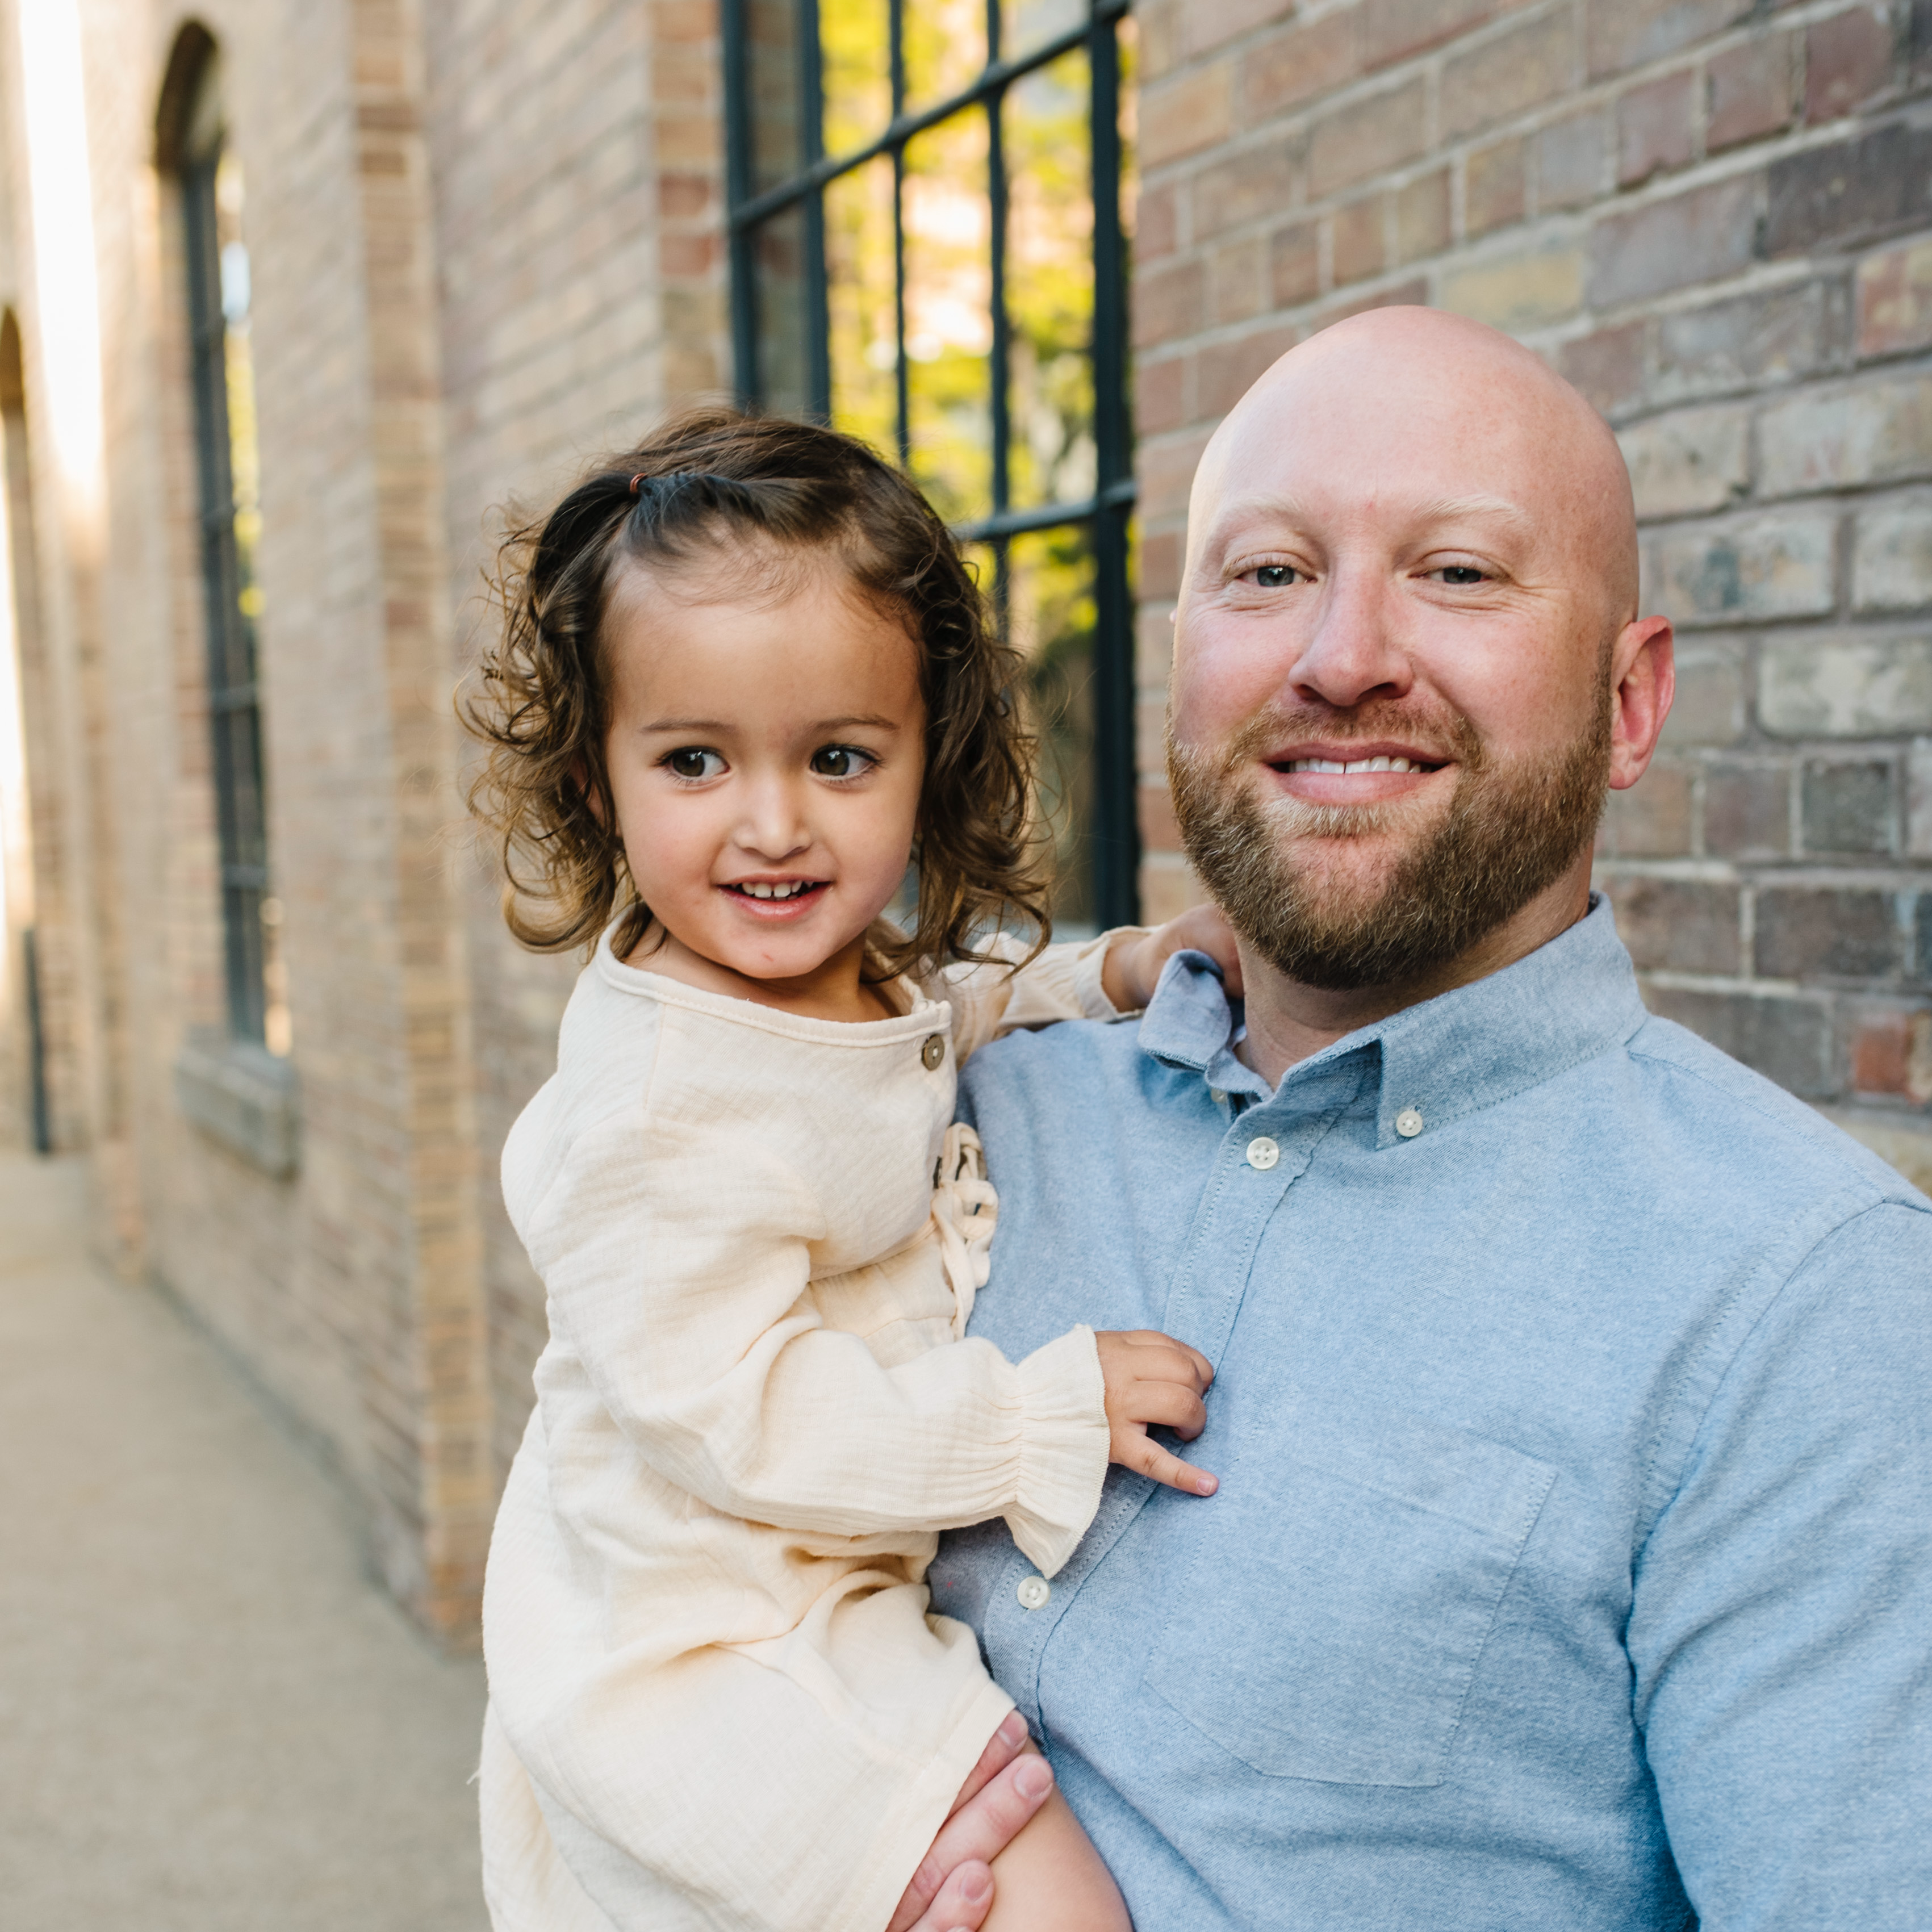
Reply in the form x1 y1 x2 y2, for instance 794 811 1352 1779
932 899 1932 1931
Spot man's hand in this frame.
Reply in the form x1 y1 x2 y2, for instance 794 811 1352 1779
1097 1329 1218 1495
1101 905 1244 1013
888 1713 1055 1932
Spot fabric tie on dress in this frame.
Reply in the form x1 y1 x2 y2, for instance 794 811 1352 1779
930 1122 998 1340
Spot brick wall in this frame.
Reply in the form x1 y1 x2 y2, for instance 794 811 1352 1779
1135 0 1932 1180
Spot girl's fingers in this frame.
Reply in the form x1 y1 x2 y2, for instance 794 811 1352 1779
946 1712 1026 1819
1122 1383 1207 1437
1116 1426 1218 1496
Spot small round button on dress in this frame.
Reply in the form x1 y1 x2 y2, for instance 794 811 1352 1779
1395 1107 1425 1139
1245 1136 1280 1170
921 1034 946 1070
1016 1575 1052 1611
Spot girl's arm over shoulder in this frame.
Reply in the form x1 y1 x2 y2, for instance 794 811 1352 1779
942 904 1243 1061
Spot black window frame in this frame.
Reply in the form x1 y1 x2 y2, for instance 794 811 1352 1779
721 0 1139 926
180 133 273 1045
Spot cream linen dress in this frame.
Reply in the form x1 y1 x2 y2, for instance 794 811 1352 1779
478 925 1129 1932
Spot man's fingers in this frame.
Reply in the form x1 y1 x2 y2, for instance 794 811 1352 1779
906 1860 994 1932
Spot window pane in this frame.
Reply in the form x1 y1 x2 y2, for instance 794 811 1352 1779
903 110 992 525
746 0 809 195
1009 524 1096 930
1005 47 1094 513
825 154 898 458
905 0 985 111
752 203 814 416
821 0 890 157
1002 0 1083 64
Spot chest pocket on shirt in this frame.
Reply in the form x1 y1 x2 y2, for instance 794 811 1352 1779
1141 1399 1555 1787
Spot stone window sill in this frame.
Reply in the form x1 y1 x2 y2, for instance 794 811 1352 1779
173 1030 300 1178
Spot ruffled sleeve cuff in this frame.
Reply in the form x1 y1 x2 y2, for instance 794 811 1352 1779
1003 1325 1110 1577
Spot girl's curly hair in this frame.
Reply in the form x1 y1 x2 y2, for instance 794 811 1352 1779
463 408 1051 977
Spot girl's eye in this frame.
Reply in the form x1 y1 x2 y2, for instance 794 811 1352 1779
665 747 726 780
1251 564 1299 588
1435 565 1487 586
810 745 875 779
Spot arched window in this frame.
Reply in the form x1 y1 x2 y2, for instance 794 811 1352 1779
722 1 1138 929
157 28 286 1054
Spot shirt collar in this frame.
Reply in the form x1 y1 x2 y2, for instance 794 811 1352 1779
1137 896 1649 1148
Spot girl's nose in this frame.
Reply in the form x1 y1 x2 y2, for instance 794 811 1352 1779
734 778 812 862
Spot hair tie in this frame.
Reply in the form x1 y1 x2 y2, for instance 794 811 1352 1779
628 473 646 497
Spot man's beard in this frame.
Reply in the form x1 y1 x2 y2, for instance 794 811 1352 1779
1166 688 1611 993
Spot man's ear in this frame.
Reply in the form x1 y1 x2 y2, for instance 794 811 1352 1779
1606 615 1674 793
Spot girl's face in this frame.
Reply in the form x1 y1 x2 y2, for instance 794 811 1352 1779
601 551 926 994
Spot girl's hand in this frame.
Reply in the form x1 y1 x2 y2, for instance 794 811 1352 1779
1096 1330 1218 1496
1101 904 1244 1013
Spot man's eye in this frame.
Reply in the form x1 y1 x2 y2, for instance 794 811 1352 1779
810 745 875 779
1436 566 1487 586
665 747 725 780
1252 564 1299 588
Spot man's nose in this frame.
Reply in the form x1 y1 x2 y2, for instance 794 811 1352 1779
1286 563 1414 710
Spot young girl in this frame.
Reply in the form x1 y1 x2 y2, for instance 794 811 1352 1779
467 411 1223 1932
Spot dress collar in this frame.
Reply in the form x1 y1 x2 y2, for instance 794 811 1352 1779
1138 896 1650 1148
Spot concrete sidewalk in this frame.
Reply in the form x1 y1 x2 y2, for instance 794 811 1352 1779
0 1155 490 1930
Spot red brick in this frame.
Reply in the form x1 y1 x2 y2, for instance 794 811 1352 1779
1599 764 1693 855
1187 0 1298 55
1142 60 1235 169
1138 529 1183 601
1139 783 1184 853
1618 69 1695 187
658 172 711 218
1197 324 1298 418
1707 33 1796 153
1135 257 1207 349
1138 353 1186 435
1242 11 1361 120
1270 219 1321 308
1466 137 1527 239
1806 6 1895 124
1610 876 1741 972
1704 763 1791 858
1138 182 1180 262
1440 9 1576 141
1395 168 1451 264
1590 174 1763 309
1210 237 1266 324
1309 77 1429 199
1560 321 1647 418
1858 239 1932 359
1851 1009 1914 1094
1332 194 1386 287
1755 887 1900 981
1537 108 1607 211
1189 137 1304 242
1361 0 1505 73
1587 0 1740 80
1138 0 1184 80
1139 427 1216 516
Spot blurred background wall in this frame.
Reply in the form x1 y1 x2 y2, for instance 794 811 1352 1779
0 0 1925 1649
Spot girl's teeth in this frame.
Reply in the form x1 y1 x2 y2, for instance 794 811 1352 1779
741 882 809 899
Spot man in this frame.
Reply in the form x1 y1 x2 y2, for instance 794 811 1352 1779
893 309 1932 1930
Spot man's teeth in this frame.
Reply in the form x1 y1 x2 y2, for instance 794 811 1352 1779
1287 755 1425 774
737 881 815 900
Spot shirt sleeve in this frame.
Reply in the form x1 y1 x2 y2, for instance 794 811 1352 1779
522 1103 1109 1576
1628 1201 1932 1930
939 927 1146 1063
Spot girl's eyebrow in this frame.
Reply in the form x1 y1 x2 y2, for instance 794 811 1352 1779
638 713 904 735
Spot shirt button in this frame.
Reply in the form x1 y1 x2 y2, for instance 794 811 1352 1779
1016 1575 1051 1611
921 1034 946 1071
1395 1107 1424 1139
1208 1088 1226 1106
1245 1136 1279 1170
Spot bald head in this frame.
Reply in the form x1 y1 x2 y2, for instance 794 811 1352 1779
1190 307 1638 627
